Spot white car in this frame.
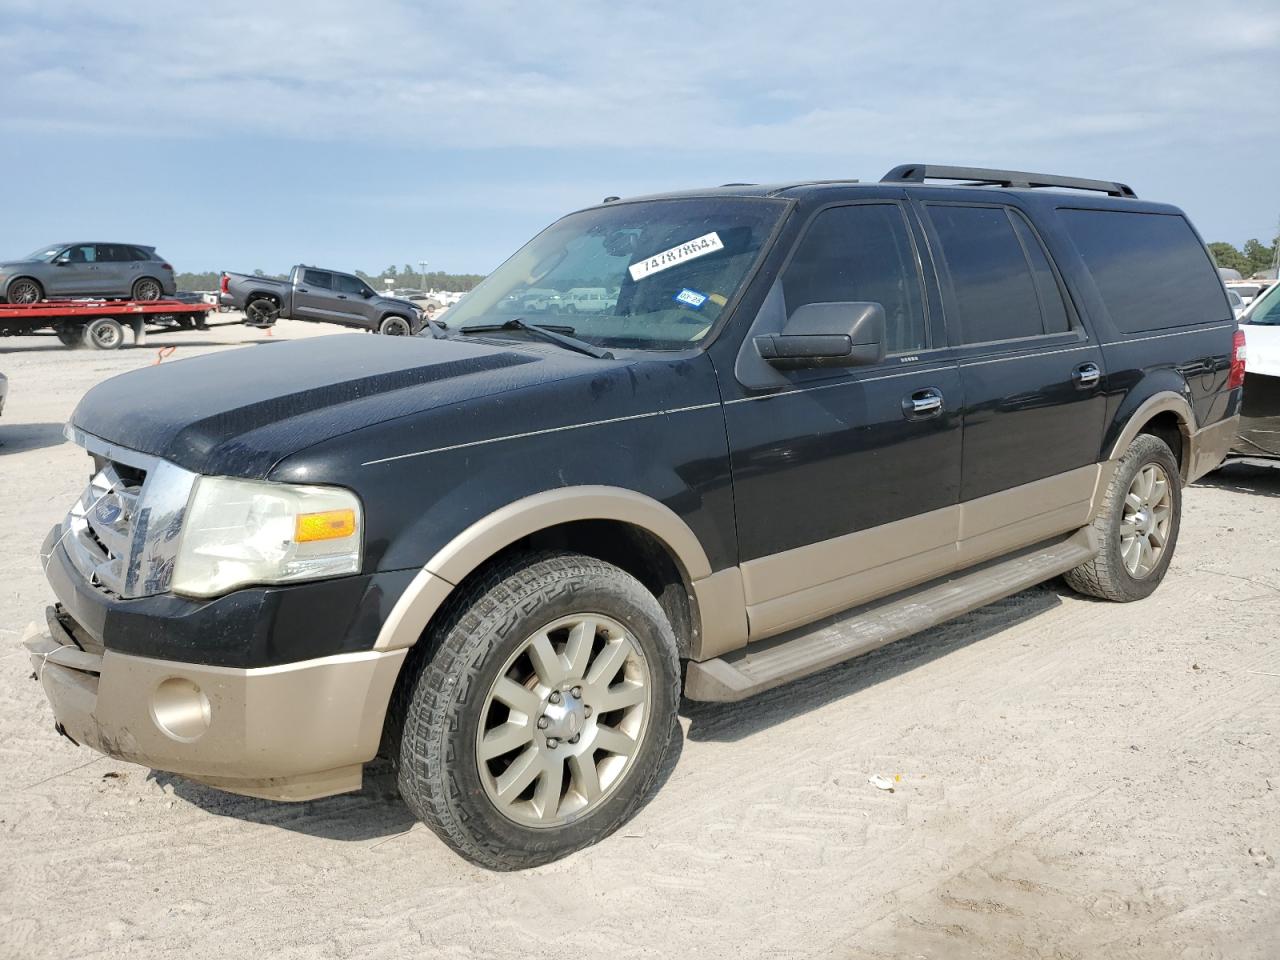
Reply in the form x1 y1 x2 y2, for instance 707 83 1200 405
1235 281 1280 457
1226 287 1245 318
562 287 616 314
1226 280 1271 307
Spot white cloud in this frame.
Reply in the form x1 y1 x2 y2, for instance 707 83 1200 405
4 0 1276 157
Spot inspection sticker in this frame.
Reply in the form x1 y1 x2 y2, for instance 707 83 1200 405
673 288 708 309
629 232 724 282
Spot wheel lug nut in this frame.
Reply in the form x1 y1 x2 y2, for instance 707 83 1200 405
549 691 562 704
583 706 593 718
569 734 580 744
546 737 559 749
537 716 550 729
571 685 582 698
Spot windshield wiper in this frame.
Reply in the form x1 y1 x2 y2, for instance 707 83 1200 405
459 318 614 359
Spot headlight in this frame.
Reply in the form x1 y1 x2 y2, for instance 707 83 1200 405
171 476 362 598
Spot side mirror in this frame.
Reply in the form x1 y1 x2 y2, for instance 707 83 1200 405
362 289 374 298
54 256 71 266
754 301 887 369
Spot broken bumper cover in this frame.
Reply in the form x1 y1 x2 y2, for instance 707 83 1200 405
23 606 406 801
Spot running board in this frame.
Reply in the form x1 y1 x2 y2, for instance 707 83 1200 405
684 527 1097 702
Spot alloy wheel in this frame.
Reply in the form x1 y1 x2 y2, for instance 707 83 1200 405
134 279 162 301
1120 462 1172 578
476 613 651 828
8 280 40 304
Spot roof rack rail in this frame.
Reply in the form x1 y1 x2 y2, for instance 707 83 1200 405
881 164 1136 199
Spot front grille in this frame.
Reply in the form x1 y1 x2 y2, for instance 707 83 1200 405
58 429 198 600
64 461 144 596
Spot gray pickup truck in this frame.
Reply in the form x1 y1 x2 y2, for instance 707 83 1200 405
220 265 423 335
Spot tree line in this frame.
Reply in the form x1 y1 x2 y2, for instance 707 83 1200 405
1207 236 1278 278
175 265 485 293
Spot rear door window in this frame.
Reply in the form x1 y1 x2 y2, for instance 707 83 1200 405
781 202 928 355
1058 209 1229 332
96 244 130 262
302 269 333 289
1009 214 1071 335
333 274 367 295
925 204 1064 344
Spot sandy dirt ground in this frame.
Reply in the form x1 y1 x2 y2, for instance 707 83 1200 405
1 318 1278 959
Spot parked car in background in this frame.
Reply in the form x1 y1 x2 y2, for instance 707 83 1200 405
1234 280 1280 458
562 287 616 313
219 266 423 335
0 243 176 304
25 164 1241 870
1227 287 1245 318
1226 280 1271 307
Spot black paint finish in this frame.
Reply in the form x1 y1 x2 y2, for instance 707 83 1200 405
53 178 1240 667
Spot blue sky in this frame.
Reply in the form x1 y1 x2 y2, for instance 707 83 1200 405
3 0 1278 276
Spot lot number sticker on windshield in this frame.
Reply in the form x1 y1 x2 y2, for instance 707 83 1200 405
629 232 724 281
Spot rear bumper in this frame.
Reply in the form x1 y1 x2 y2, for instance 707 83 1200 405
24 606 406 801
1188 413 1241 481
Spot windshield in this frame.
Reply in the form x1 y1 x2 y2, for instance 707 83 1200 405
444 197 787 350
1245 282 1280 325
22 245 63 262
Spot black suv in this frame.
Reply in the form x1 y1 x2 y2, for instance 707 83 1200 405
25 165 1242 869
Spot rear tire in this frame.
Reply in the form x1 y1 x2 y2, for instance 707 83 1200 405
394 552 681 870
244 297 279 327
378 315 412 336
1064 433 1181 602
82 317 125 351
132 278 163 301
6 277 43 304
54 324 81 347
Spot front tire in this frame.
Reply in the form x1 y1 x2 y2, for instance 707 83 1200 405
6 277 43 304
395 552 680 870
1064 433 1182 602
378 315 412 336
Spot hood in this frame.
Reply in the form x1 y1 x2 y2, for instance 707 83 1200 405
374 294 419 312
70 334 594 477
0 259 39 269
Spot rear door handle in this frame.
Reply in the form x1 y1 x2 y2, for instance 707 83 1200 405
1073 362 1101 389
903 387 944 419
297 287 309 293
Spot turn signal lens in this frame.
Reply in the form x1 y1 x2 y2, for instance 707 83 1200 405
295 509 357 542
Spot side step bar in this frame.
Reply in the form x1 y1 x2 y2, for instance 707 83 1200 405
684 527 1097 702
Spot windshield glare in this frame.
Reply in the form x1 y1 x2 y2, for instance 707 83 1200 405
23 246 62 262
445 197 786 350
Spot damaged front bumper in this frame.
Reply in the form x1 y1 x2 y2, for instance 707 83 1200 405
24 605 406 801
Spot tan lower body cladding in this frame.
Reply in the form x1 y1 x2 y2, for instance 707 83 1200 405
24 613 406 802
735 462 1113 643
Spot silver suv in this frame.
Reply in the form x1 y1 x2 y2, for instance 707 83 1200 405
0 243 177 303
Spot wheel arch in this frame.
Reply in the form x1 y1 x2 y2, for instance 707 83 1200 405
131 275 164 295
3 274 44 301
1106 391 1195 480
373 486 739 662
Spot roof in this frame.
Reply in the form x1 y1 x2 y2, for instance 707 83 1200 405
595 164 1155 211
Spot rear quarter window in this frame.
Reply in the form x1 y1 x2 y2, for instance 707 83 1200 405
1058 209 1229 333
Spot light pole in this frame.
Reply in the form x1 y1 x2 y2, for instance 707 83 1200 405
419 260 428 292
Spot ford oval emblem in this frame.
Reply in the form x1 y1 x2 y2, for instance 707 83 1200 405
95 495 124 525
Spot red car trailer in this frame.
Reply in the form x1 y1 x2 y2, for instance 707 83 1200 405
0 299 215 350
